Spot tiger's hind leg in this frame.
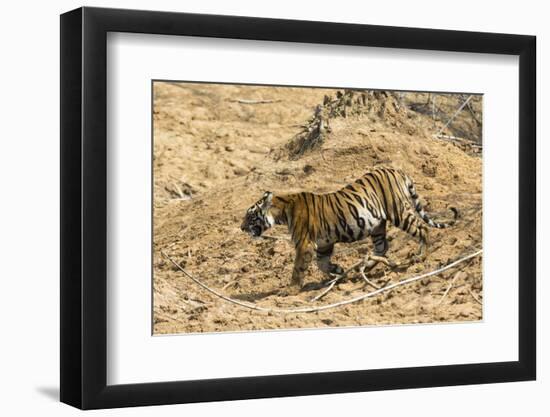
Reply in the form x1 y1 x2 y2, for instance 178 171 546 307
399 208 429 263
364 220 392 272
316 244 344 277
356 220 400 283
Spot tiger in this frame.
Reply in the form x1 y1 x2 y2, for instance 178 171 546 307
240 166 458 290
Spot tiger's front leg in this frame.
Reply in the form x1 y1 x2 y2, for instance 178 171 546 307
291 242 315 289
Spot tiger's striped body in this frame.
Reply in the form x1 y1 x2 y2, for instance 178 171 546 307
241 166 457 289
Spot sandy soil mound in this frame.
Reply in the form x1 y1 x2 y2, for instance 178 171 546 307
153 82 482 334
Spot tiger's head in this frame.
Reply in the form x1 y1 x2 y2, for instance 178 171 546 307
240 191 274 238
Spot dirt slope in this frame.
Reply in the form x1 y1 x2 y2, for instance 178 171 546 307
153 82 483 334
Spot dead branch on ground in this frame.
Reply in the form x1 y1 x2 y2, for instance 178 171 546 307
161 249 482 314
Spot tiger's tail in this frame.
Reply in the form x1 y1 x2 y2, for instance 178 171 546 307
406 177 458 229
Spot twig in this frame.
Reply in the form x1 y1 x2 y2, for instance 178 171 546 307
360 270 382 290
229 99 281 104
162 249 482 314
172 182 186 199
222 280 239 290
309 253 392 302
259 235 290 241
434 134 469 142
435 95 472 137
468 288 483 305
436 272 461 306
433 134 481 146
307 258 362 303
310 276 342 302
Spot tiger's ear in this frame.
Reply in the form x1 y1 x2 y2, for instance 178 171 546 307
261 191 273 210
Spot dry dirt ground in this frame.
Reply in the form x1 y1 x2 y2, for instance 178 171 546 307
153 82 483 335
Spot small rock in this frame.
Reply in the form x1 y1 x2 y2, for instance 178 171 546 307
456 286 468 295
472 281 482 291
225 144 235 152
303 164 315 175
453 271 468 283
273 241 287 253
276 168 291 175
422 162 437 177
248 145 270 154
233 167 248 176
218 266 231 274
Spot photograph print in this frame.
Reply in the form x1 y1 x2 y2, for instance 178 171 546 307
153 82 483 335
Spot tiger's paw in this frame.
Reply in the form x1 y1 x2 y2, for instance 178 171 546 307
280 286 303 297
408 254 425 265
329 264 344 276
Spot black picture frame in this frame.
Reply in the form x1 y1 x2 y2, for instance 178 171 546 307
60 6 536 410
